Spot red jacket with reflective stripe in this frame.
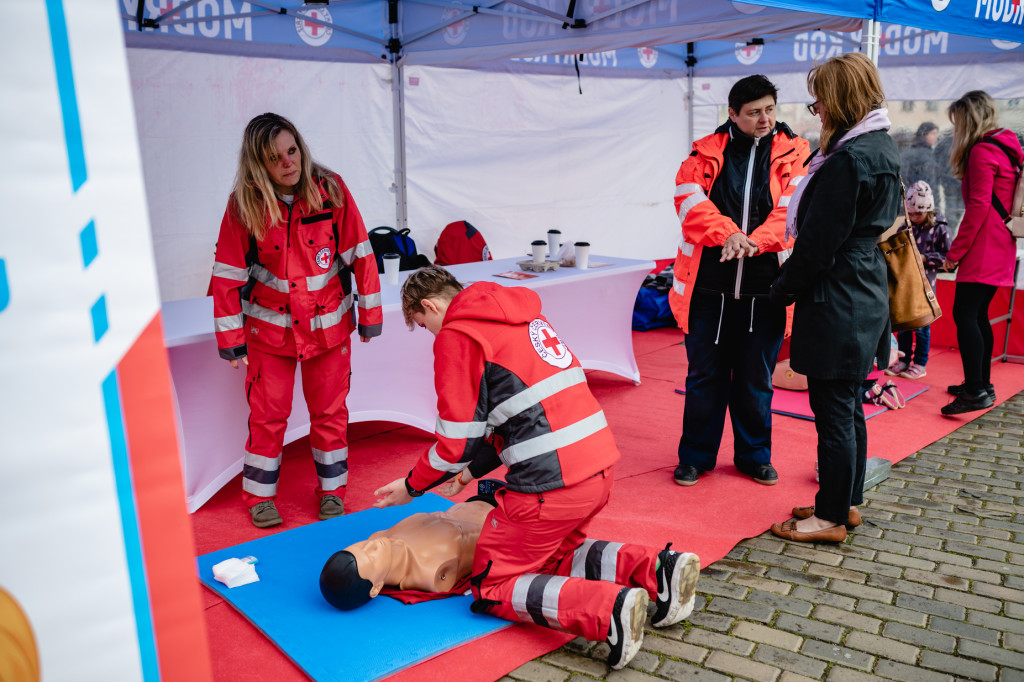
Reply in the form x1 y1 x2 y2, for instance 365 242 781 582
211 174 382 361
670 127 809 333
407 282 619 494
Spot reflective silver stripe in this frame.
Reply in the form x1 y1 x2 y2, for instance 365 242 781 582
778 248 793 265
312 446 348 465
570 540 595 578
673 279 686 298
678 192 708 223
678 238 694 257
355 240 374 259
538 576 567 630
242 452 282 497
501 411 609 466
251 264 289 293
311 305 345 331
215 313 244 333
511 575 538 624
307 261 340 292
511 574 566 630
600 542 623 581
674 182 703 196
488 367 587 428
437 417 488 440
243 300 292 328
428 443 465 474
313 447 349 488
359 292 382 309
788 175 806 188
777 195 792 207
212 262 248 282
244 452 282 471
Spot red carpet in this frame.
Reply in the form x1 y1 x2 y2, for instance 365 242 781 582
192 327 1024 682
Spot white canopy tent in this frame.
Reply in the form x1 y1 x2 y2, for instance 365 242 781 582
121 0 1020 302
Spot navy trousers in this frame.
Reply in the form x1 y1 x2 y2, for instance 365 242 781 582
678 291 785 471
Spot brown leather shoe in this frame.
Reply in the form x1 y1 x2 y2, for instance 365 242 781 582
791 506 862 528
771 518 847 543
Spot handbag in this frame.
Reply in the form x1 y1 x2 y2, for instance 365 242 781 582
878 229 942 332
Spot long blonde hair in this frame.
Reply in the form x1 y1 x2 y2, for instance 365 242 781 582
232 113 344 240
948 91 999 181
807 53 886 153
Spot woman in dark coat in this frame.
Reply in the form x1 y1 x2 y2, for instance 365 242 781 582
768 53 902 543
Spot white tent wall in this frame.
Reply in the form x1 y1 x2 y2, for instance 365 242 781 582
126 48 396 301
402 63 691 261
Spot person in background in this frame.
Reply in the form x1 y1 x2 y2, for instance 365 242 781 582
372 265 701 671
884 181 951 380
210 113 383 528
768 53 901 543
941 91 1023 415
669 75 810 488
900 121 941 190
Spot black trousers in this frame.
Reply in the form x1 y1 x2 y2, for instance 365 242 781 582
807 377 866 525
952 282 998 392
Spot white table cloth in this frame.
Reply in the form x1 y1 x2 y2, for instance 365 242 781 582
162 255 652 511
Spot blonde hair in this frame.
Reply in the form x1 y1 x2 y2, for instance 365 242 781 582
400 265 464 328
231 113 344 240
948 91 999 180
807 53 886 153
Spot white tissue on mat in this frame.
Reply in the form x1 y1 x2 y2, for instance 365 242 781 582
212 557 260 589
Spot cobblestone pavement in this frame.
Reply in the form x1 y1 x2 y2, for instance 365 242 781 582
502 392 1024 682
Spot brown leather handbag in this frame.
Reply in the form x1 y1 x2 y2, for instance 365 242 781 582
878 228 942 332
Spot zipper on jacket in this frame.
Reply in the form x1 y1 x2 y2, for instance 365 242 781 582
734 135 760 300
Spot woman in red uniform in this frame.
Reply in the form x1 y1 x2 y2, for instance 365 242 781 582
211 113 382 528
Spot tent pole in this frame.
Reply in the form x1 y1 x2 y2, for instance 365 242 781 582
391 60 409 232
861 19 880 65
686 43 695 152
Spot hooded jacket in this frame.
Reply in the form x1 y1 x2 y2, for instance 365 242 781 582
406 282 620 494
948 128 1022 287
669 121 809 333
211 174 383 361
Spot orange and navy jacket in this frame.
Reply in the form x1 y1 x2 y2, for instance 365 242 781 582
670 124 809 333
406 282 619 495
211 174 382 361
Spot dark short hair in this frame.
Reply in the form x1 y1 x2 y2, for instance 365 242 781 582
728 75 778 114
916 121 938 137
319 551 374 611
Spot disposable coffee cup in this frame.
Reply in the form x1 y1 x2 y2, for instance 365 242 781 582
574 241 591 269
547 229 562 258
531 240 547 264
382 253 401 285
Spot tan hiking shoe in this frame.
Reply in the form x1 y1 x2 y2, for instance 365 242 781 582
319 494 344 520
249 500 282 528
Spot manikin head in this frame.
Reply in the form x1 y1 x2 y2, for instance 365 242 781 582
400 265 465 335
319 550 376 611
727 74 778 139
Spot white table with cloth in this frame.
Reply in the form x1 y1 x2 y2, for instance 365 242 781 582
162 255 653 511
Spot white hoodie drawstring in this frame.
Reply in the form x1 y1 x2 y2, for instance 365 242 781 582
714 293 725 345
749 298 756 333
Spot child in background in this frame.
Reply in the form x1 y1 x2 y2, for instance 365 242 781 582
885 181 951 380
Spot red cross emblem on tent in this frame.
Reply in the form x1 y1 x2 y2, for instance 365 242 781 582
305 13 322 37
638 46 658 68
529 319 573 369
295 7 334 47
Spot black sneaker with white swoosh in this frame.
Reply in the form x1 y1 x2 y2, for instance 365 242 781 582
652 543 700 628
606 587 649 670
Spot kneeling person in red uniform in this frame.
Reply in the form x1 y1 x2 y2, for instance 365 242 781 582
211 113 383 528
373 266 699 670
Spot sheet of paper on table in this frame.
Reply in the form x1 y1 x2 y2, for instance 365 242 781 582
494 271 539 280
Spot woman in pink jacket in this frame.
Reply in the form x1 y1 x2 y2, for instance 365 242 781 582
941 91 1023 415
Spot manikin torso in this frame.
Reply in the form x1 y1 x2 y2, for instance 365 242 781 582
347 500 492 593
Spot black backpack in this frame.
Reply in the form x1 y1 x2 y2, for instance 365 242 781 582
368 226 432 271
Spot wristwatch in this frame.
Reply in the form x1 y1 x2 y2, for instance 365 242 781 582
404 477 424 498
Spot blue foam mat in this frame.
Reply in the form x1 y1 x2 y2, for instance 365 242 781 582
197 494 509 682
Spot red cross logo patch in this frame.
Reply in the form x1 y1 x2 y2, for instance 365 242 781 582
528 319 573 369
315 247 332 270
